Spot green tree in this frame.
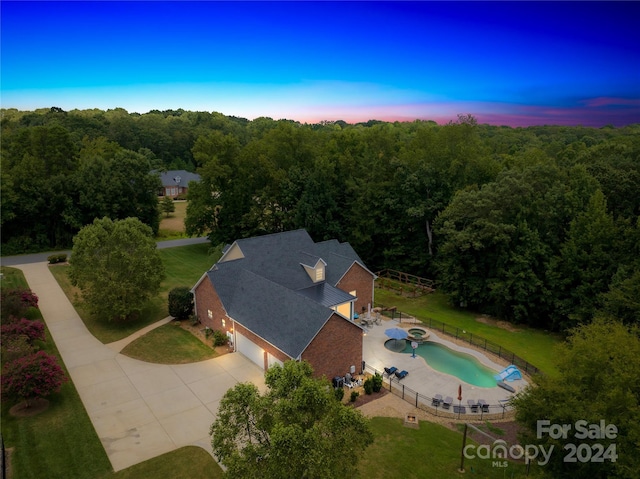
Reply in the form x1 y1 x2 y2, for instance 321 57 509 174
512 318 640 479
160 196 176 217
210 360 373 479
68 217 165 321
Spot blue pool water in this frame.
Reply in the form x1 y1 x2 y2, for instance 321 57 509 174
389 340 497 388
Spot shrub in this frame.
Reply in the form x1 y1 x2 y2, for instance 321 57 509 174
47 253 67 264
1 288 39 320
212 329 228 347
350 390 360 402
1 317 46 343
372 372 383 392
1 351 68 406
334 387 345 401
168 287 194 320
363 377 373 395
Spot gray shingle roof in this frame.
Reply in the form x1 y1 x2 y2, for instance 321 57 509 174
206 229 368 359
155 170 201 188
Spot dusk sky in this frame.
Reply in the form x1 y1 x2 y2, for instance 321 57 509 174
2 1 639 126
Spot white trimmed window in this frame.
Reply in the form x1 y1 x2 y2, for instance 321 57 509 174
207 309 213 319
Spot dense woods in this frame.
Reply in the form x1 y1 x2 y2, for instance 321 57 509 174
2 107 639 332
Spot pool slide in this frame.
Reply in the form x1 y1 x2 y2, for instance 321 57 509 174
493 364 522 382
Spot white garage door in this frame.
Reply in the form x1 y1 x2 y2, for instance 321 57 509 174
236 332 265 370
267 353 283 369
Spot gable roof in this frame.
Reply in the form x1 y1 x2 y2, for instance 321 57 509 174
155 170 201 188
203 229 371 359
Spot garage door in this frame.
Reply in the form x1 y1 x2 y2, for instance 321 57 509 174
236 332 265 370
267 353 283 369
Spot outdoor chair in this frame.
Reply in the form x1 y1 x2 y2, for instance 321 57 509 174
443 396 453 410
384 366 398 377
478 399 489 413
394 370 409 379
453 405 466 414
467 399 479 413
432 394 443 407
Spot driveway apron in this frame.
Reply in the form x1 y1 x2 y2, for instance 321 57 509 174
16 262 266 472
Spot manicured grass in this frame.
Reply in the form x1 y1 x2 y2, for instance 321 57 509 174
121 322 217 364
358 417 531 478
0 266 29 289
375 288 561 377
109 447 221 479
48 243 221 344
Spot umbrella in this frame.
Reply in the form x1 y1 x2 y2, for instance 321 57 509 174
385 328 408 340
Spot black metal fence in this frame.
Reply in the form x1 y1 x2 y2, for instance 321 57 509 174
363 364 513 420
376 304 540 377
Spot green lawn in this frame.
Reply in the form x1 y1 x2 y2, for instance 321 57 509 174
121 322 218 364
358 417 533 478
48 242 221 344
1 265 30 289
375 288 561 377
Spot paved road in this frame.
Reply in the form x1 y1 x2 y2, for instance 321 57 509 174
14 260 265 472
0 236 209 266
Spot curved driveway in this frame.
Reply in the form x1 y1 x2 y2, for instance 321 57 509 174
16 262 265 472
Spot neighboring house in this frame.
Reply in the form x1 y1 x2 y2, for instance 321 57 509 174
191 229 376 380
156 170 201 197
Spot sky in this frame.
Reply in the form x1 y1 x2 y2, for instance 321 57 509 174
1 1 639 127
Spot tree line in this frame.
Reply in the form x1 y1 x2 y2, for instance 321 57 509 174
2 107 639 332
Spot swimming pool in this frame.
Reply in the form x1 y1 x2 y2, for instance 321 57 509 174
386 339 497 388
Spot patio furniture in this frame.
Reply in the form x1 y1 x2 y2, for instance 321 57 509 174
453 405 466 414
467 399 479 413
432 394 443 407
384 366 398 377
443 396 453 410
478 399 489 413
394 370 409 379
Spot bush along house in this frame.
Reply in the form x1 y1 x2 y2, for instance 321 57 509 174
191 229 376 379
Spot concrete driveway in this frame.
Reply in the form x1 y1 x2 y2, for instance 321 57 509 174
16 262 265 472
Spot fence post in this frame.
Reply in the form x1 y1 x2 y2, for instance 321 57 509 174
416 392 419 407
402 385 405 399
498 346 502 358
455 328 459 339
469 333 473 345
484 339 487 350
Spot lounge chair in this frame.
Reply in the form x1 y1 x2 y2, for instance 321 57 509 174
453 405 466 414
384 366 398 377
467 399 479 413
432 394 443 407
394 370 409 379
478 399 489 413
443 396 453 410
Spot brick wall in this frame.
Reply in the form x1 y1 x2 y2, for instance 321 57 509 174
337 263 375 316
234 322 290 369
302 313 363 380
193 276 227 332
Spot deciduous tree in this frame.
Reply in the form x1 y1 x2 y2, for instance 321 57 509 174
68 217 165 321
512 318 640 479
210 360 373 478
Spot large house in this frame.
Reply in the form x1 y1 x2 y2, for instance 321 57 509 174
191 229 376 379
156 170 201 197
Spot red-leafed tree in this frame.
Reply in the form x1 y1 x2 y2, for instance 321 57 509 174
1 351 67 407
0 287 39 320
1 317 46 343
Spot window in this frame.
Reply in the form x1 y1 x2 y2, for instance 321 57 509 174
222 319 226 328
207 309 213 319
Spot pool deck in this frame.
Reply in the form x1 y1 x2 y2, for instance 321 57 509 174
362 318 528 407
